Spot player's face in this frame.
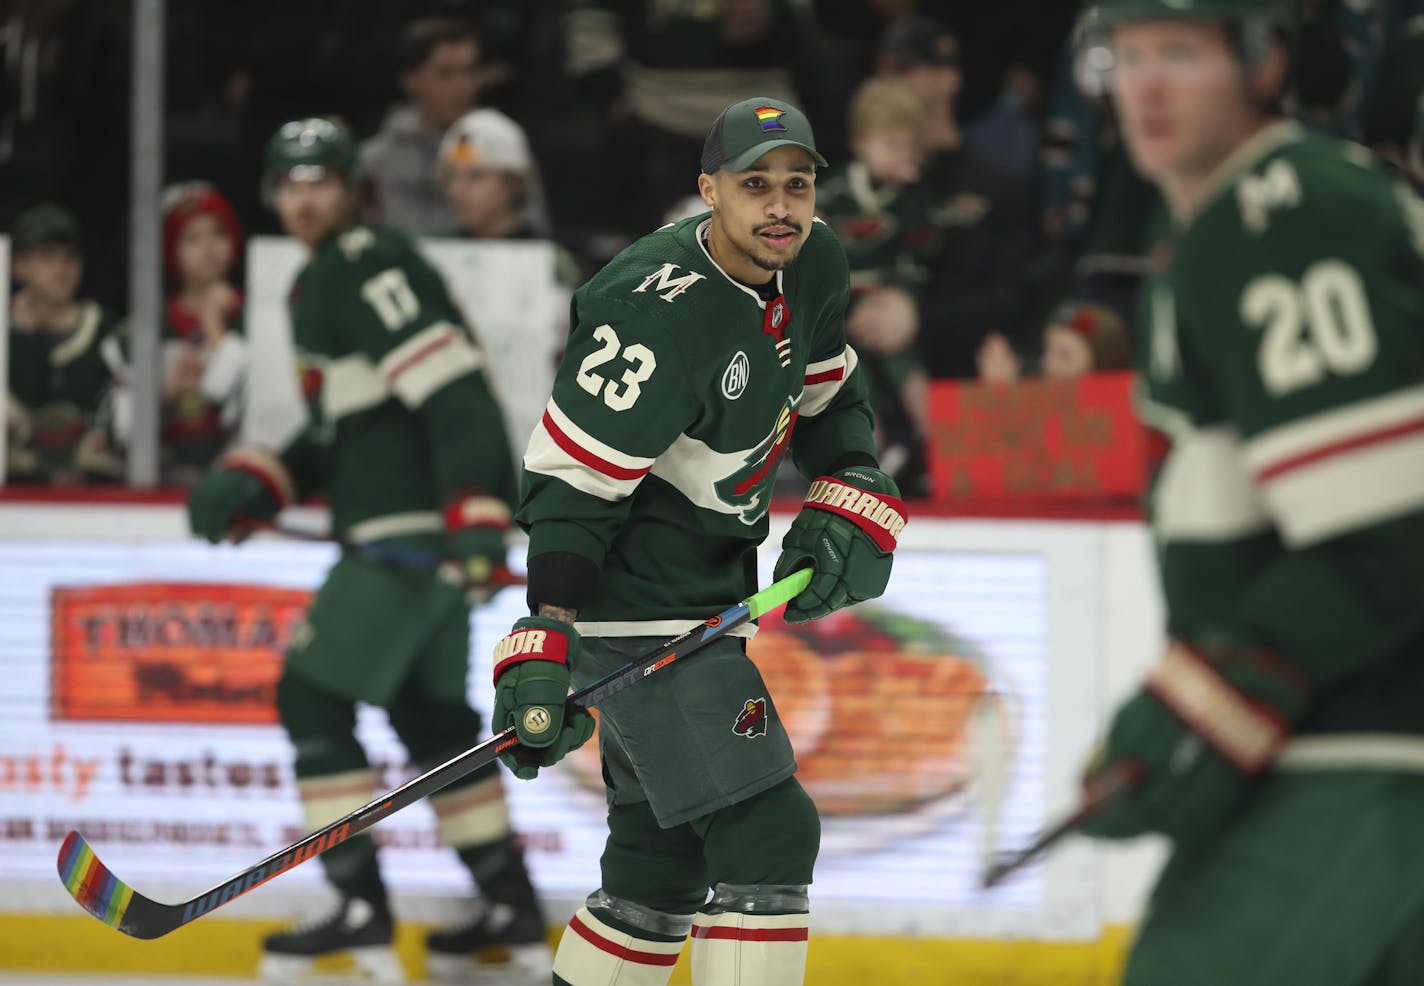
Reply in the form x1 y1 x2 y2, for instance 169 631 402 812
1109 22 1255 184
14 244 82 304
443 166 522 237
175 214 234 287
1041 325 1094 379
275 173 352 247
854 128 924 186
403 40 480 132
700 146 817 281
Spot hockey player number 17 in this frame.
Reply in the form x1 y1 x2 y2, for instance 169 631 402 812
1242 259 1378 397
577 324 657 411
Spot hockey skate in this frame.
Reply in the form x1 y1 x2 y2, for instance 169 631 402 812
426 896 551 984
258 893 403 983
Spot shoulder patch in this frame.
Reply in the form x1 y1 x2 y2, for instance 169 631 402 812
338 225 376 261
1236 159 1301 236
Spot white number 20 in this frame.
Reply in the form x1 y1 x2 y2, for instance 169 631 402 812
576 324 657 412
1242 260 1377 396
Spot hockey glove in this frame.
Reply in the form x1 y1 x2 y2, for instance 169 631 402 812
1078 640 1310 845
187 462 282 543
443 493 514 604
773 466 907 623
491 617 596 780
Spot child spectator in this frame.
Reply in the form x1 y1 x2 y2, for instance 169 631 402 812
1039 301 1131 380
6 203 124 484
817 76 938 496
158 181 246 483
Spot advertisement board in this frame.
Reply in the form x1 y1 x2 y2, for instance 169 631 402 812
0 515 1101 938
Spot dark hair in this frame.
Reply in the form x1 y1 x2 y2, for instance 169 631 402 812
397 17 479 74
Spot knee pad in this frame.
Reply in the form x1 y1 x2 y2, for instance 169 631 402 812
553 890 691 986
385 694 481 768
698 777 820 886
274 670 365 777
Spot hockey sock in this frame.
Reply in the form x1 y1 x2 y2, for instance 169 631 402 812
275 670 386 904
387 691 515 888
552 890 692 986
690 883 809 986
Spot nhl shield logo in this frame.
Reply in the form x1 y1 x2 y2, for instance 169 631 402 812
732 697 769 739
721 351 750 400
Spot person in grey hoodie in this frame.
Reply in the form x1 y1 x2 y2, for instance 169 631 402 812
360 17 485 235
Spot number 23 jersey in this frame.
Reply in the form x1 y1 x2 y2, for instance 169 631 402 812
519 212 876 632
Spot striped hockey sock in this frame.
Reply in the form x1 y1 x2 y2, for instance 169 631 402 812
552 905 687 985
689 884 809 986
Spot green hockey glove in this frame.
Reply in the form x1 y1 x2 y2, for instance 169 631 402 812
1078 640 1310 844
443 493 514 604
187 467 279 543
491 617 595 780
772 466 907 623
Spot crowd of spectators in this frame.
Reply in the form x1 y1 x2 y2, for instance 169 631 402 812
5 0 1424 493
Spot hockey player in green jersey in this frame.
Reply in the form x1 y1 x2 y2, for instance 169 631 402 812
487 98 905 985
186 118 551 983
1072 2 1424 984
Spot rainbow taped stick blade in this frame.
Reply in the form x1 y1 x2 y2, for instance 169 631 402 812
57 830 177 939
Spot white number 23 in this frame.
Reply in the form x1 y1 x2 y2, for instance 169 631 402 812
576 324 657 411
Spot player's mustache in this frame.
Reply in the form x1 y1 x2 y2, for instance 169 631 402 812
753 220 802 234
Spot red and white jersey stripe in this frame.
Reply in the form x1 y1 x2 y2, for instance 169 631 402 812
524 399 657 502
1243 385 1424 546
800 345 859 418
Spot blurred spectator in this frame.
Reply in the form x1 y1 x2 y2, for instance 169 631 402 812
1036 39 1162 334
1039 301 1131 381
1361 15 1424 185
152 182 246 485
360 17 485 234
436 108 551 238
6 204 124 485
876 16 1034 380
560 0 803 235
817 77 939 496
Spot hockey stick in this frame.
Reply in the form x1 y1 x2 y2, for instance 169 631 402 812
56 567 814 940
980 759 1144 889
244 520 526 593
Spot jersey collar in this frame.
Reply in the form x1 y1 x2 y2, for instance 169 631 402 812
1174 120 1304 228
695 217 784 309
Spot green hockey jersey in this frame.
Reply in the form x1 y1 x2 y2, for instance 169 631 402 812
815 161 941 295
1138 122 1424 741
260 222 516 544
519 213 877 634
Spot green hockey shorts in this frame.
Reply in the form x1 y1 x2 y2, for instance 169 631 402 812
286 552 470 707
573 634 799 828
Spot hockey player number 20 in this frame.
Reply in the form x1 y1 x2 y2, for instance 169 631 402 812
576 324 657 411
1242 260 1378 396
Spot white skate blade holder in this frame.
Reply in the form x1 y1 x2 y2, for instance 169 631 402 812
426 941 553 985
258 944 405 983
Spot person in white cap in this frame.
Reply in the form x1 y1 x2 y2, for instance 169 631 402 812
438 108 552 240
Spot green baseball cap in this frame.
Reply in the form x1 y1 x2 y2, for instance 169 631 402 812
11 203 83 253
701 97 828 174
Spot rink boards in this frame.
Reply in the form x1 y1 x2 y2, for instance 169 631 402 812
0 502 1166 983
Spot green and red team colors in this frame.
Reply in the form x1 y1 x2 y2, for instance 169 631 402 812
519 212 878 635
1096 123 1424 985
227 221 516 548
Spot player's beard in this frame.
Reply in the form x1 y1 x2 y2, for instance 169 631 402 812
741 220 805 272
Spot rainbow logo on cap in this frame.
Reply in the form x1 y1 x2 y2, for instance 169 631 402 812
754 106 788 132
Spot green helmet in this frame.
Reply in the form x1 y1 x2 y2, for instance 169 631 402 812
1080 0 1294 28
262 117 357 194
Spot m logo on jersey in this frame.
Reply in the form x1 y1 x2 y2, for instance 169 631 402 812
733 697 769 738
633 263 706 303
721 351 750 400
713 399 798 523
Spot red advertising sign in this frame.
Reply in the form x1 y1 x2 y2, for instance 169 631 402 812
51 583 310 724
927 371 1148 504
